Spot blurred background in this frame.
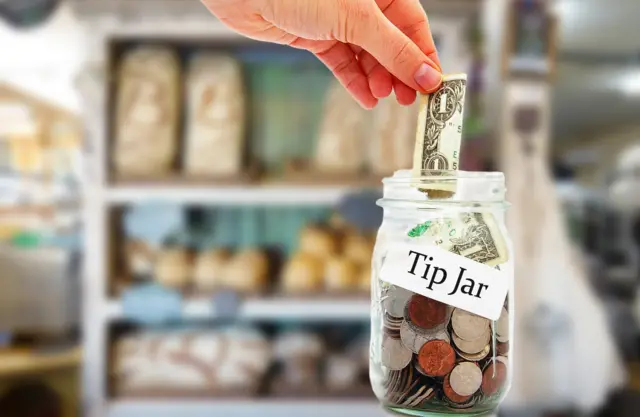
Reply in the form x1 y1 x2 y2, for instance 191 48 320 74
0 0 639 416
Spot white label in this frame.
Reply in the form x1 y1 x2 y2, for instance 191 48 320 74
379 243 508 321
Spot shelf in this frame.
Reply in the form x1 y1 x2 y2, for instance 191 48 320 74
105 297 371 322
107 400 385 417
0 347 82 378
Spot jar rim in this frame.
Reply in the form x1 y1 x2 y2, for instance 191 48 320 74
381 170 505 184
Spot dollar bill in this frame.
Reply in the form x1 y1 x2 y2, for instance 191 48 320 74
412 73 467 197
407 212 509 266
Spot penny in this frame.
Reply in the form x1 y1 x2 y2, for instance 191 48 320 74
449 362 482 397
497 341 510 356
451 309 490 341
443 374 472 404
495 307 509 339
417 340 456 377
400 320 450 354
456 343 491 362
408 294 447 329
382 336 412 371
452 329 491 354
382 286 414 318
482 361 508 396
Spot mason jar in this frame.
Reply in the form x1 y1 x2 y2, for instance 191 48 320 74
370 170 514 416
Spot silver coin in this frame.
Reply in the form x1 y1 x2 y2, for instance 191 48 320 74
451 309 490 341
452 329 491 354
382 286 414 318
495 308 509 340
381 336 412 371
456 343 491 361
400 320 450 354
496 356 509 367
403 385 434 407
449 362 482 397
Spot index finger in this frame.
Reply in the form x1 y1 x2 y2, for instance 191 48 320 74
376 0 441 70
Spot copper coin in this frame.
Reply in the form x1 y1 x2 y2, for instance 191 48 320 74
443 374 472 404
417 340 456 377
408 294 447 329
482 361 508 396
497 341 510 356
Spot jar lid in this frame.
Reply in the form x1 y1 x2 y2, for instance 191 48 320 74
379 170 507 206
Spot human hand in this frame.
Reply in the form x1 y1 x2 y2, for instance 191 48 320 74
202 0 442 109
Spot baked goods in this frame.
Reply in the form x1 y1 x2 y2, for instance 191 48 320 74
114 328 271 395
154 247 192 289
192 248 231 292
124 239 155 280
299 225 337 259
314 81 369 174
359 263 372 292
281 252 324 294
113 47 180 176
343 233 374 266
272 331 324 388
369 98 418 175
222 249 269 293
184 54 245 176
324 256 359 292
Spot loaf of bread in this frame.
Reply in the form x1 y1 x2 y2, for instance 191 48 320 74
221 249 269 293
154 248 192 289
314 81 369 174
369 98 419 174
281 252 324 294
192 249 231 292
124 239 155 279
343 233 374 266
114 328 271 394
324 256 359 292
299 225 336 259
184 54 245 176
113 47 180 176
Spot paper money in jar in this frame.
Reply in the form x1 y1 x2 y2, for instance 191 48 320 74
412 74 467 198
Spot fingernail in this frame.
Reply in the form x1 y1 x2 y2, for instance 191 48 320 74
414 63 442 93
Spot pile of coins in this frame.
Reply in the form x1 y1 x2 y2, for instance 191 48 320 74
380 287 510 411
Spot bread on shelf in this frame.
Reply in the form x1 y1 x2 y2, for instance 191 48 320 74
221 249 269 293
154 247 192 289
192 248 231 293
299 225 337 260
324 256 359 292
280 252 324 294
342 233 374 267
124 239 155 280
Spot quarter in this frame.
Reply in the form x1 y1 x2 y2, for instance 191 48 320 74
451 309 490 341
456 343 491 362
382 336 413 371
382 286 414 318
452 330 491 354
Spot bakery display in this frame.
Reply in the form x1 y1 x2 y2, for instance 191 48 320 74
124 239 156 282
324 256 359 292
192 248 232 293
298 225 337 259
113 47 180 177
153 247 192 289
221 249 269 293
280 252 324 294
183 54 245 177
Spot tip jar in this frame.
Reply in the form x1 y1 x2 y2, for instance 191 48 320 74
369 170 514 416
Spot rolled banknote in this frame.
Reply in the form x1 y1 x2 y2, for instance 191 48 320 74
407 212 509 266
412 73 468 198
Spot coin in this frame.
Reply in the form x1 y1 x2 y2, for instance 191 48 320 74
451 309 490 341
443 373 472 404
456 343 491 362
482 360 508 396
449 362 482 397
394 366 419 404
382 286 414 318
452 329 491 354
408 294 447 329
400 320 450 354
384 314 403 339
417 340 456 377
387 363 413 403
413 355 428 376
497 341 510 356
401 384 435 407
382 336 412 371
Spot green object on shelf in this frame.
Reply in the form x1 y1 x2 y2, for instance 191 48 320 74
11 231 41 248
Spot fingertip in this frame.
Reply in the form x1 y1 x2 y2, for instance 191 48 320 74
370 70 393 98
414 63 442 94
393 78 417 106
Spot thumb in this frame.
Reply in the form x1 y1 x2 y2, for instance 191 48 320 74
350 8 442 94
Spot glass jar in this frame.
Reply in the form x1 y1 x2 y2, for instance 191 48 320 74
370 170 514 416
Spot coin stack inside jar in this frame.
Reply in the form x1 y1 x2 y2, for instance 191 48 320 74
380 287 510 411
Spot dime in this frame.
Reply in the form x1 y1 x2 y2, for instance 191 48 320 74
456 343 491 362
401 384 436 407
400 320 450 354
387 363 413 403
382 286 414 318
394 366 420 405
452 329 491 354
495 307 509 342
497 341 510 356
449 362 482 397
443 373 472 404
382 336 412 371
482 361 508 396
417 340 456 377
451 309 490 341
384 314 403 339
407 294 447 329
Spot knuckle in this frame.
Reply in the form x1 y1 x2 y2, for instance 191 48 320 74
392 39 413 65
336 0 375 43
